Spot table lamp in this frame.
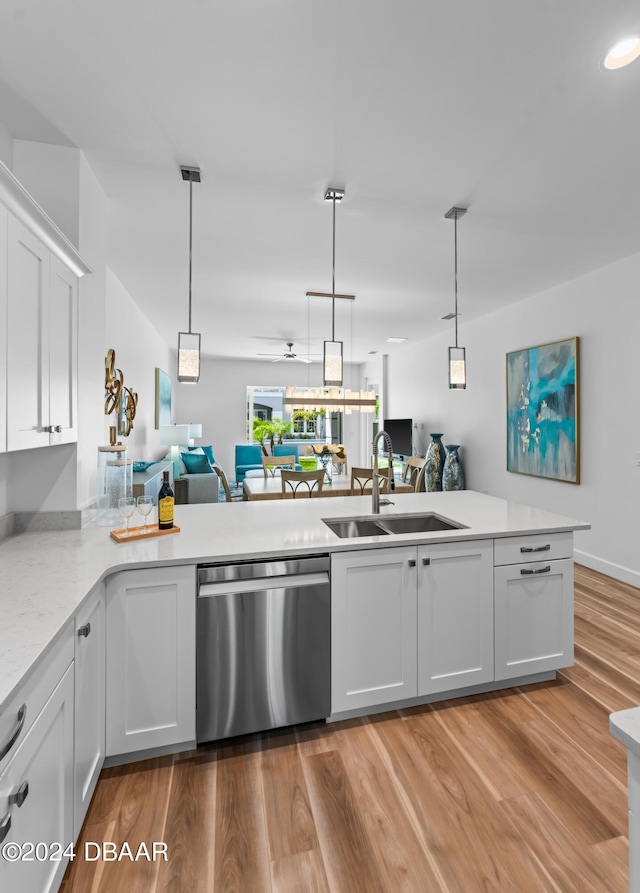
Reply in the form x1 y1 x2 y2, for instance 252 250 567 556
159 424 192 479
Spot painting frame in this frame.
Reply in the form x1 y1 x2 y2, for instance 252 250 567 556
155 368 172 429
506 336 580 484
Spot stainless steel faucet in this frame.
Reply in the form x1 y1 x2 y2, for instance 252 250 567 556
371 430 395 513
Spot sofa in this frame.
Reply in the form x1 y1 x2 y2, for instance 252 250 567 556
162 445 220 504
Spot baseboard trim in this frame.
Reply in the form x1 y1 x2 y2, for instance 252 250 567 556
574 549 640 590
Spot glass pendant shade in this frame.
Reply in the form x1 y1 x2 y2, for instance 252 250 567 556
323 340 343 387
448 346 466 389
177 331 201 383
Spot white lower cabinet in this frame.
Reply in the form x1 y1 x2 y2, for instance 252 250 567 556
73 584 105 837
417 539 494 695
331 547 418 713
494 557 574 680
332 540 494 714
106 565 196 758
0 664 74 893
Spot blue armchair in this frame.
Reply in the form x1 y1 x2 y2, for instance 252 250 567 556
273 443 302 470
235 444 264 482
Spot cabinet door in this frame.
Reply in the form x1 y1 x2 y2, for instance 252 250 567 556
106 565 196 757
0 206 7 453
0 664 74 893
418 539 494 696
331 547 417 714
494 558 574 681
74 585 105 838
6 215 51 451
48 256 78 445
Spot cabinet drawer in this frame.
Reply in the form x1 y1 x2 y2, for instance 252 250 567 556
0 621 74 775
494 532 573 567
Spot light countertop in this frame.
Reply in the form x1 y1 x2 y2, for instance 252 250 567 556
0 490 589 713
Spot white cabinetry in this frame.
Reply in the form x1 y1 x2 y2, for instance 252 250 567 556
74 585 105 838
332 540 494 715
6 215 78 451
418 539 494 695
0 625 74 893
331 547 417 713
106 565 196 758
494 533 574 681
0 205 7 453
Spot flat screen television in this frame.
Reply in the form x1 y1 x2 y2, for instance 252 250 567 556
383 418 412 458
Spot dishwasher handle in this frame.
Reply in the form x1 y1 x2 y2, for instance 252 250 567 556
198 571 329 598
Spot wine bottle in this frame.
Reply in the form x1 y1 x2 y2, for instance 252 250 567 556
158 470 174 529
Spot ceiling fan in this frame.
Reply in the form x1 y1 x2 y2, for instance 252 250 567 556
257 342 313 364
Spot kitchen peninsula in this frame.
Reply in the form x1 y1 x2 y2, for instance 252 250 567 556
0 490 589 893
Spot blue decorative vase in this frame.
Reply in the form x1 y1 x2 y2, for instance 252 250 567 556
425 433 446 492
443 445 464 491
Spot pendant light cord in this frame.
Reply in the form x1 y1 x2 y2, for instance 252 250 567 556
454 211 458 349
331 194 336 341
188 177 193 335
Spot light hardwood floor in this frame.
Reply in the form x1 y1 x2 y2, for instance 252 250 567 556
61 564 637 892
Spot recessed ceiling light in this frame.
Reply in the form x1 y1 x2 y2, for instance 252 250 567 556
603 36 640 70
386 337 407 343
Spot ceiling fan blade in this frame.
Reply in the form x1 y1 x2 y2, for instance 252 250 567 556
296 357 313 364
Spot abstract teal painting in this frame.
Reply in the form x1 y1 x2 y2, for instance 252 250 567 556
155 368 172 429
506 337 579 484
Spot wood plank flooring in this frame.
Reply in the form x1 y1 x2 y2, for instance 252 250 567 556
60 564 637 892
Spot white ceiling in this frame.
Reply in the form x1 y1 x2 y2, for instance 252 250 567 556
1 0 639 364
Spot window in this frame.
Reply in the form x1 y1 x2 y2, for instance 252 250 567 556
247 386 342 447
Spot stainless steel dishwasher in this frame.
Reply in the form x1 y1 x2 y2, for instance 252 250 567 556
196 555 331 743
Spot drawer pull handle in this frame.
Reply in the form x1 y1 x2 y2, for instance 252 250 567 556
8 781 29 808
520 544 551 553
54 425 62 433
521 566 551 575
408 559 416 568
0 704 27 761
0 813 11 844
422 557 430 566
78 622 91 638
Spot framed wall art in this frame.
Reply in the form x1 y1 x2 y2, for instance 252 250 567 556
155 368 172 429
506 336 580 484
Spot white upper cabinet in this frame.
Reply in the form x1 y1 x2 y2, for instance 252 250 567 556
0 159 90 453
6 216 52 451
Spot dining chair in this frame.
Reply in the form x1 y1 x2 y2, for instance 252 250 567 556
403 456 427 491
212 464 245 502
281 469 325 498
262 455 296 478
350 467 390 495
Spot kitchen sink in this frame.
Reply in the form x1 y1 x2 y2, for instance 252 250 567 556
323 512 465 539
323 518 390 539
376 513 464 534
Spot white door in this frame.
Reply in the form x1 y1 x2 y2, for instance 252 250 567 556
6 215 51 451
418 539 494 695
48 256 78 445
106 565 196 757
494 558 574 681
74 585 105 837
331 547 417 714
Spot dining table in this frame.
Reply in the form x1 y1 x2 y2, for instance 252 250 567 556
242 474 414 501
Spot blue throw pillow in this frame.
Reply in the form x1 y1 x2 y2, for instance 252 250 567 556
188 444 215 465
182 451 214 474
132 461 155 472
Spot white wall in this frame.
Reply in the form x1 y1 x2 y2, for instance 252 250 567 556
104 269 173 462
0 124 12 169
174 356 368 479
384 250 640 586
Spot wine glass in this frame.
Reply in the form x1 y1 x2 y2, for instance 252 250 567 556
137 495 154 531
118 496 136 533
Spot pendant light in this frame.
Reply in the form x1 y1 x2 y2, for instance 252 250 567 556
177 165 202 383
444 206 468 389
323 186 345 387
